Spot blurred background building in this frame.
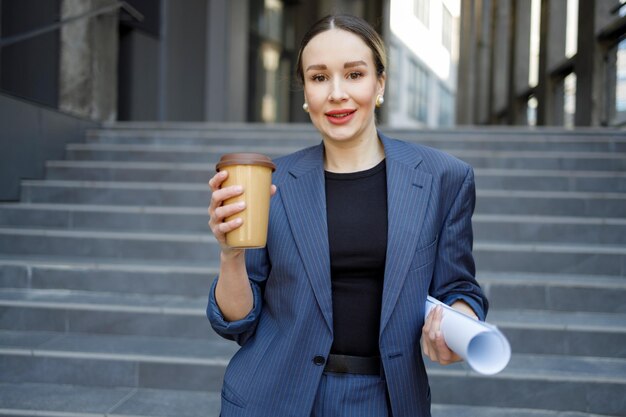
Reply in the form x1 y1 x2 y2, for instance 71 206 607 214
458 0 626 127
2 0 625 128
0 0 462 127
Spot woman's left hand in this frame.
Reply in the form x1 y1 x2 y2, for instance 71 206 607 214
421 300 477 365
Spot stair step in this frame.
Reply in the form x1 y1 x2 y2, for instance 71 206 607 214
0 227 220 262
0 331 234 391
473 214 626 244
66 143 302 162
0 287 212 339
20 180 208 206
89 126 626 152
0 382 613 417
491 309 626 357
432 404 616 417
65 143 626 171
427 354 626 415
2 257 624 311
19 180 626 217
0 255 217 297
0 382 221 417
1 288 623 357
476 189 626 217
1 329 624 414
3 204 625 245
479 271 626 313
474 241 626 276
0 203 207 232
45 160 626 191
0 227 623 274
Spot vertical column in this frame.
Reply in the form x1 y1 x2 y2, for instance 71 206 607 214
456 0 476 124
574 0 596 125
205 0 248 122
59 0 119 121
537 0 569 126
575 0 615 126
474 0 490 124
512 0 531 123
492 0 511 120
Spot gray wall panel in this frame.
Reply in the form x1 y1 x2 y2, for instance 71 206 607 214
0 93 97 201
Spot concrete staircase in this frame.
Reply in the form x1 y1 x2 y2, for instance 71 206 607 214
1 123 625 417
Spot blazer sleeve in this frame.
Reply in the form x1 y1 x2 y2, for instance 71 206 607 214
429 166 489 321
206 246 270 345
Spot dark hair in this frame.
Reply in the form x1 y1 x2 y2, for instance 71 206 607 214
296 14 387 86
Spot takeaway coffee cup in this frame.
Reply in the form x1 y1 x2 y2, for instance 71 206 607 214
216 153 276 248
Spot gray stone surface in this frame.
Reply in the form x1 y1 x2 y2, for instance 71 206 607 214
2 124 626 415
0 382 133 413
110 388 221 417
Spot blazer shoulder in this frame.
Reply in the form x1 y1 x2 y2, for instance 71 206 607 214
271 143 322 183
385 135 471 179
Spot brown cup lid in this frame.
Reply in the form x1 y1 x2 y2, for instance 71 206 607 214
215 153 276 172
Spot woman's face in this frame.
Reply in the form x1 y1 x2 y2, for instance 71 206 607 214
301 29 385 145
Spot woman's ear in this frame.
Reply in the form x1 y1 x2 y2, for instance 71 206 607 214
377 71 386 95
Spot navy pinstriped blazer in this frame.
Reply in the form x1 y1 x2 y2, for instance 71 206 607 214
208 132 488 417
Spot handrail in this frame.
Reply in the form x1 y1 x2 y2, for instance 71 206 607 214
610 2 626 16
0 1 143 48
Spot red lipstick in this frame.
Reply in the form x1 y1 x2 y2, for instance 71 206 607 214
325 109 357 124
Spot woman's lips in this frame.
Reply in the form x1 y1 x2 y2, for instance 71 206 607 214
325 109 356 124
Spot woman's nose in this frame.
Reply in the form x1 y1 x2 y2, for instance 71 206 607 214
329 79 348 102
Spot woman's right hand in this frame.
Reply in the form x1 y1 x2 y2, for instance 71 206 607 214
208 170 246 258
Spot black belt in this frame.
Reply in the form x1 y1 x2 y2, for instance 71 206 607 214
324 354 381 376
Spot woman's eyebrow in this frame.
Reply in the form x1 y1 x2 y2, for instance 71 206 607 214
305 60 368 72
344 60 367 68
305 64 327 71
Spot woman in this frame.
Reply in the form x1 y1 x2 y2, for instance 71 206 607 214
208 14 488 417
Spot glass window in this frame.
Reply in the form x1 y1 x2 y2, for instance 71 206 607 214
438 85 454 126
442 5 452 52
389 44 401 111
564 72 576 128
408 59 428 122
414 0 430 27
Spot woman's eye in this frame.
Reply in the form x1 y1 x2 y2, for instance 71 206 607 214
348 72 363 80
312 74 327 82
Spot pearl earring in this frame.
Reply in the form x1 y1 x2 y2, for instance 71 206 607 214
302 102 309 113
375 95 384 108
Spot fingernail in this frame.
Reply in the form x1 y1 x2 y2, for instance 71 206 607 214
238 202 246 208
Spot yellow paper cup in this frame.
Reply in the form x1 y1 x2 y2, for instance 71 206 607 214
216 153 276 248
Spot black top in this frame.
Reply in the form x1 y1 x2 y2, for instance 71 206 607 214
325 159 388 357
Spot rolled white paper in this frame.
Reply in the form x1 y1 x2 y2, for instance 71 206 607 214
425 296 511 375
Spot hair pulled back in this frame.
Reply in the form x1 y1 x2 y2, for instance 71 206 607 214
296 14 387 86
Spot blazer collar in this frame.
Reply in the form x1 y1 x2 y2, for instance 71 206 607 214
279 133 432 336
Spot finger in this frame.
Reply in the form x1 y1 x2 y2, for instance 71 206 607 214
214 201 246 221
217 217 243 235
428 306 443 340
423 307 435 333
208 170 228 191
210 185 244 211
270 184 277 196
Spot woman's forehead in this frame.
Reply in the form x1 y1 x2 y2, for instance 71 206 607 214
302 29 373 67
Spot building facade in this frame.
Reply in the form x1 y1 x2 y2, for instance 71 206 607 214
456 0 626 127
387 0 461 128
1 0 465 128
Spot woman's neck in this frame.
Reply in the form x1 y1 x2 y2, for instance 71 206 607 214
323 131 385 173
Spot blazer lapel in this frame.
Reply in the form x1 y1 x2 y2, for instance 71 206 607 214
279 144 333 333
379 135 433 336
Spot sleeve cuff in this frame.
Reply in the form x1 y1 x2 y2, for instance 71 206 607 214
443 294 486 322
207 276 262 336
